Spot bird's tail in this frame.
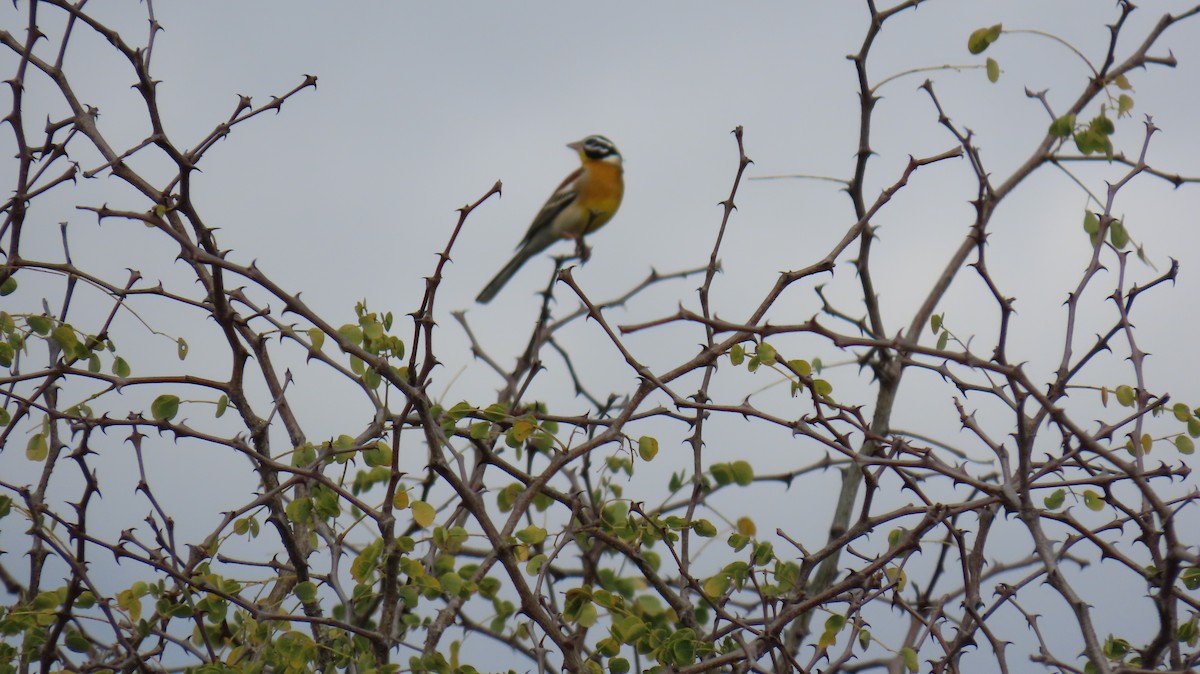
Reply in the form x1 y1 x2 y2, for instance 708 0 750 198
475 246 538 304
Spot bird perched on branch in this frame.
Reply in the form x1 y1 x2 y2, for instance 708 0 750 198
476 135 624 304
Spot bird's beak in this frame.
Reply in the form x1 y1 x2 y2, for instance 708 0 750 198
566 140 584 152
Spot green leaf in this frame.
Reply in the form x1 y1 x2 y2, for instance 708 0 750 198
525 553 548 575
0 342 12 368
930 313 942 333
967 23 1002 54
1114 74 1133 90
729 343 744 366
338 323 363 345
901 646 919 672
176 337 189 361
64 629 89 653
308 328 325 351
0 275 16 296
27 314 52 335
813 378 834 397
151 394 181 421
1083 490 1105 511
516 525 547 545
52 325 80 355
1175 435 1195 455
1109 219 1129 249
986 57 1000 82
936 330 950 351
638 435 659 461
858 628 871 651
609 657 631 674
703 573 730 598
286 497 313 522
411 500 435 528
1083 211 1100 236
87 353 101 373
757 342 777 366
1173 403 1192 422
26 432 48 461
710 462 733 486
1044 489 1065 509
215 394 229 418
1049 114 1076 138
731 460 754 486
692 519 718 537
1115 385 1135 407
0 406 10 427
112 356 131 377
1118 94 1135 117
295 581 317 602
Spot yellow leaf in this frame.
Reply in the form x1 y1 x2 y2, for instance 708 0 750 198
411 500 435 528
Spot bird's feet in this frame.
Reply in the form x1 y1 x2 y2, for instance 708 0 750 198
573 236 592 263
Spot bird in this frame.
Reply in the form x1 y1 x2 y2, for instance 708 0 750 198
476 134 624 304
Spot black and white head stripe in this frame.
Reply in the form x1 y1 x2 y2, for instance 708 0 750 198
581 135 619 160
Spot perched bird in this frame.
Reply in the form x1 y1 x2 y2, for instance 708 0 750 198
476 135 624 304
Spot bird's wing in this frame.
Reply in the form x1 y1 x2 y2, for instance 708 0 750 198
517 167 582 248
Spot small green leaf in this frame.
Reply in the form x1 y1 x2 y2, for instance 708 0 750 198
516 525 547 545
757 342 777 366
176 337 189 361
0 406 10 427
338 323 363 345
112 356 131 378
1115 385 1136 407
64 629 89 653
1083 490 1105 511
729 343 745 366
295 581 317 602
986 57 1000 82
1049 114 1076 138
936 330 950 351
1118 94 1135 117
27 314 52 335
731 460 754 486
711 462 733 486
638 435 659 461
1175 435 1195 455
1109 219 1129 249
967 23 1002 54
52 325 80 354
1114 74 1133 90
26 432 49 461
215 394 229 418
0 276 16 296
901 646 919 672
411 500 435 528
1083 211 1100 235
858 628 871 651
703 573 730 598
692 519 718 537
1044 489 1065 510
151 394 181 421
308 328 325 351
1173 403 1192 422
87 353 101 373
930 313 942 333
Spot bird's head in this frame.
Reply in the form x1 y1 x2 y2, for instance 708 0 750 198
569 135 621 166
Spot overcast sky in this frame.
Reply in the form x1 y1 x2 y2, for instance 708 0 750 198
4 1 1200 669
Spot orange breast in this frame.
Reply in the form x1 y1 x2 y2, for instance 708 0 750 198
575 160 624 233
